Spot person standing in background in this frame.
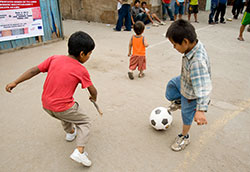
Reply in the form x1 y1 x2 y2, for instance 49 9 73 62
214 0 227 24
114 0 133 31
162 0 174 21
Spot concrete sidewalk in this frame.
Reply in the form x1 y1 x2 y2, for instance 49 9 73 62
0 8 250 172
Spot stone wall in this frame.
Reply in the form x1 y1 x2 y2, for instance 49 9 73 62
59 0 117 24
59 0 209 24
59 0 162 24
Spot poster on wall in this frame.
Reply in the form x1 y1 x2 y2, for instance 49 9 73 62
0 0 44 42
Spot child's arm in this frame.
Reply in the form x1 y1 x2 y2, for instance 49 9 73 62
128 36 133 56
87 85 97 102
190 61 212 125
5 66 40 93
143 37 149 47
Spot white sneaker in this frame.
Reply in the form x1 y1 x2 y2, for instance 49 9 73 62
70 149 92 167
66 127 77 142
160 21 166 25
152 23 159 27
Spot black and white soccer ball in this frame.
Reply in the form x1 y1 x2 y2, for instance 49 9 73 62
150 107 173 130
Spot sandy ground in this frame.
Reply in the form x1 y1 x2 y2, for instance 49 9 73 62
1 7 250 172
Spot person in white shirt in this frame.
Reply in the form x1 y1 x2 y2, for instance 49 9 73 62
141 1 166 26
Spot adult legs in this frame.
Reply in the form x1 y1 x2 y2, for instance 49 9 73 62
166 3 174 20
115 5 126 31
151 13 162 23
214 3 222 22
124 5 131 31
232 3 237 17
209 3 217 23
220 3 226 23
162 3 167 20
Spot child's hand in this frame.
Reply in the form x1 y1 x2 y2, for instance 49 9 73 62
89 96 96 102
5 82 17 93
177 1 180 6
128 53 131 57
194 111 207 125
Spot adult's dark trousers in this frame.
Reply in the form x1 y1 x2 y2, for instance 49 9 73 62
232 1 243 19
115 4 131 31
215 3 226 23
208 3 218 23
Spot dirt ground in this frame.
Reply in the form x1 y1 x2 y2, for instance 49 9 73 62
1 7 250 172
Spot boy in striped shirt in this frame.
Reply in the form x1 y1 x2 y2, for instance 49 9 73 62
165 20 212 151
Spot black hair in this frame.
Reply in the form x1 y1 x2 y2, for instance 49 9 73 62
141 1 147 6
134 21 145 35
166 19 197 44
68 31 95 57
134 0 140 5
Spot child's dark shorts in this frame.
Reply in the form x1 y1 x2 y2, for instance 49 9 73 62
188 5 199 14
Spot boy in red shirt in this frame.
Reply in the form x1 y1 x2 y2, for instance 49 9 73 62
5 31 97 167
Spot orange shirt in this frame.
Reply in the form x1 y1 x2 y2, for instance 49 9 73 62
132 35 146 56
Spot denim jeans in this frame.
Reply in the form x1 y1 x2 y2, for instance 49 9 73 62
174 2 184 15
208 3 218 23
115 4 131 31
162 2 174 20
165 76 197 125
134 12 147 22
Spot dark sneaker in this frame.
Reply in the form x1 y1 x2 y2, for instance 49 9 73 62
128 72 134 80
171 134 190 151
208 21 215 25
168 100 181 112
113 28 121 31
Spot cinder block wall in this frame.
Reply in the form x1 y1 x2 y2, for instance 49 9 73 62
59 0 162 24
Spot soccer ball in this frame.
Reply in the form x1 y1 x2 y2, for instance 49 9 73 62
150 107 173 130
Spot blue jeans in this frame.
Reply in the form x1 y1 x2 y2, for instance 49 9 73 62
162 3 174 20
174 2 184 15
208 3 218 23
116 4 131 31
134 12 147 22
165 76 197 125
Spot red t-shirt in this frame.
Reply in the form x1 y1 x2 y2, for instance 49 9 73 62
163 0 171 4
38 55 93 112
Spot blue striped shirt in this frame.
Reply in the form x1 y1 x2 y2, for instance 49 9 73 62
181 41 212 111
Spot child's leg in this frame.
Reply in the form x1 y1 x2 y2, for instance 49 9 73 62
188 13 191 21
165 76 181 101
194 13 198 22
171 95 196 151
238 24 246 41
151 13 161 23
51 103 91 152
174 2 179 20
61 120 74 133
128 55 138 80
180 95 197 134
182 124 191 136
137 55 146 78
